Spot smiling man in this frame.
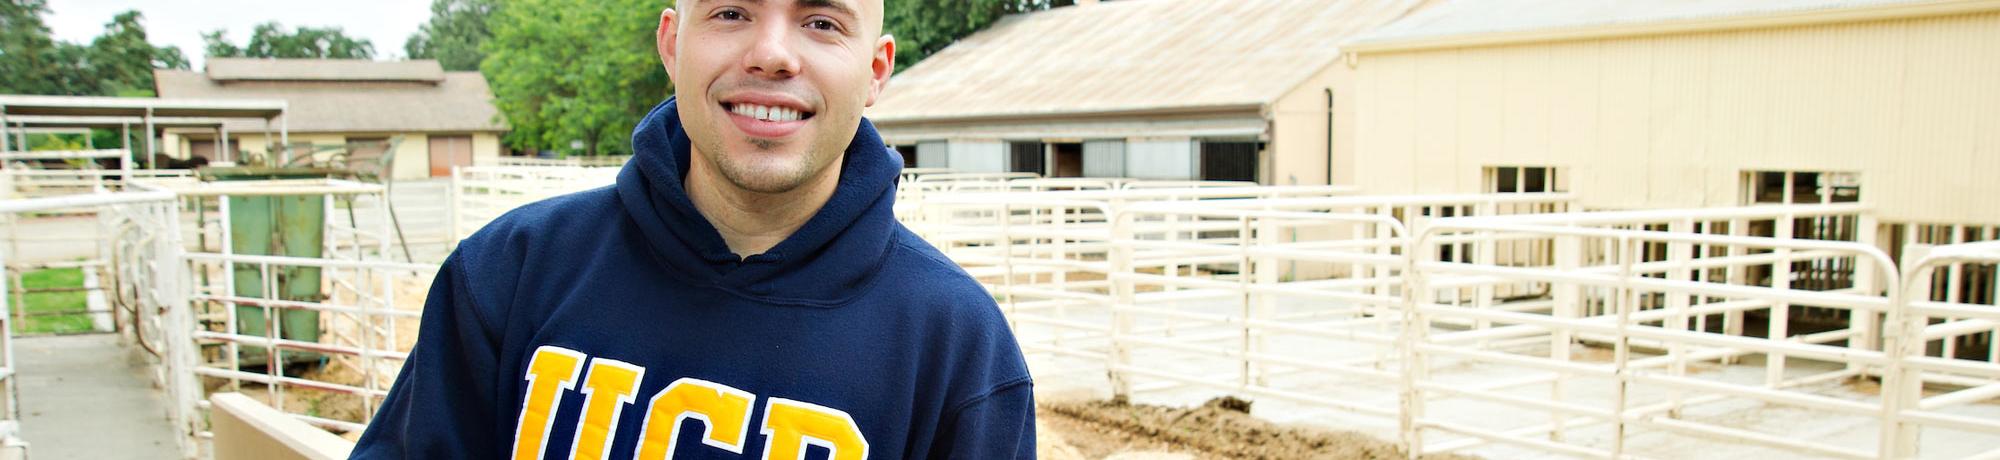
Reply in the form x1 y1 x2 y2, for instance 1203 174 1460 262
349 0 1035 458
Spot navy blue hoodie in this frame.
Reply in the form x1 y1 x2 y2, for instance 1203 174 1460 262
352 98 1034 459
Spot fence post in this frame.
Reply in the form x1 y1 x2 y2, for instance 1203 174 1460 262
1851 214 1881 361
1880 260 1922 460
1398 229 1435 459
1251 214 1279 388
1546 234 1582 443
0 230 14 429
1108 210 1134 399
447 167 461 250
160 199 202 459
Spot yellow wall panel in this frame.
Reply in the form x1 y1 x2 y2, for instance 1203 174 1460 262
1353 11 2000 224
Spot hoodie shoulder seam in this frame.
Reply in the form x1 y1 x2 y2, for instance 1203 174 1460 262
945 375 1034 421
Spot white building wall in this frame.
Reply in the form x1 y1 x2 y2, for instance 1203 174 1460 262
1353 11 2000 224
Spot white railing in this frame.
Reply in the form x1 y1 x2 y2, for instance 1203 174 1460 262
1104 204 1414 428
1406 204 1900 458
19 166 2000 459
81 178 429 457
492 155 631 168
448 166 618 244
181 252 433 435
5 169 194 200
0 187 184 457
917 192 1573 435
1892 240 2000 459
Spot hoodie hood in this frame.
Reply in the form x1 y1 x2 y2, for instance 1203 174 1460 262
616 97 903 307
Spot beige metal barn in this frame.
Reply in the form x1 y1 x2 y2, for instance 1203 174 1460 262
866 0 1434 185
1342 0 2000 266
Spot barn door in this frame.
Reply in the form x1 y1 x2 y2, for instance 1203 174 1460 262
428 135 474 177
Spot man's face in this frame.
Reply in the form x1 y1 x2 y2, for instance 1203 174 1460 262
659 0 895 194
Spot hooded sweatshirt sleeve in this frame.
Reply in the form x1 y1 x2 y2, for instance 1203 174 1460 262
350 251 505 459
939 378 1037 459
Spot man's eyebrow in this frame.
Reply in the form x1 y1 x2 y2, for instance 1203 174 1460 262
797 0 860 18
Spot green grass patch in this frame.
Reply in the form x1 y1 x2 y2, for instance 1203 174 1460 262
17 268 93 335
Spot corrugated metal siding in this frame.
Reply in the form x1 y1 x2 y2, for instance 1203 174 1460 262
1355 11 2000 222
1083 140 1127 177
1126 139 1197 180
916 141 950 169
947 141 1007 173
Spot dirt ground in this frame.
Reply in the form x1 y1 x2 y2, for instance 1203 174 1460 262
1037 396 1479 460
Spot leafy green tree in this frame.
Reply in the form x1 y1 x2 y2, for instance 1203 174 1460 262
90 11 189 96
202 30 242 58
884 0 1072 68
483 0 670 156
406 0 496 71
0 0 82 95
203 22 375 59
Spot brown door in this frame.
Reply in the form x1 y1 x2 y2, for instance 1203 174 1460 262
189 141 217 161
427 135 474 177
189 139 236 162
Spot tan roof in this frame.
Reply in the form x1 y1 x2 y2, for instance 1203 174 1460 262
866 0 1427 123
206 58 446 82
154 59 506 134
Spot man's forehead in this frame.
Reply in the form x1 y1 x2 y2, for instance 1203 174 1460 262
683 0 877 16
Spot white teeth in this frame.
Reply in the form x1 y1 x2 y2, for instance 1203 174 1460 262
730 103 805 122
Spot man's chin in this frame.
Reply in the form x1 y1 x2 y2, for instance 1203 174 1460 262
714 158 815 194
721 171 812 194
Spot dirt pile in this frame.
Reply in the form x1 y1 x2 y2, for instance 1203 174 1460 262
1038 396 1477 460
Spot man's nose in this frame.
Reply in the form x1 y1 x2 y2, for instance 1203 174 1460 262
744 21 802 78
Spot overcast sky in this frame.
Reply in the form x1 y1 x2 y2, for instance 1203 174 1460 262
45 0 433 68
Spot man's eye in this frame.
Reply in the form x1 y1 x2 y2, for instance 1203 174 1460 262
715 10 745 21
807 19 839 31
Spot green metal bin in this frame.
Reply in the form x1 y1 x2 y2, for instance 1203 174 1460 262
201 168 342 368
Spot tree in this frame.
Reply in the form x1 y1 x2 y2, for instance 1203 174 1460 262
483 0 671 156
406 0 496 71
202 30 242 58
883 0 1072 68
0 0 77 94
203 22 375 59
90 11 189 96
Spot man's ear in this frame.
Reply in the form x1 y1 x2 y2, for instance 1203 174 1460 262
865 34 896 107
657 8 680 82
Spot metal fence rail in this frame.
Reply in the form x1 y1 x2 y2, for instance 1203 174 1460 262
448 165 619 244
1106 205 1413 428
182 252 433 434
1894 240 2000 459
0 186 183 456
16 165 2000 459
1407 206 1900 458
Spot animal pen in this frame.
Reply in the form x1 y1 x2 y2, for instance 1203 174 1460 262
2 156 2000 458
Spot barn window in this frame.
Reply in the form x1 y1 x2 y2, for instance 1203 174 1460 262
1199 141 1259 182
1485 166 1566 193
1744 170 1860 204
1008 141 1045 175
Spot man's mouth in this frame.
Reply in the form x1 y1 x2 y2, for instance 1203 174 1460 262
724 102 815 123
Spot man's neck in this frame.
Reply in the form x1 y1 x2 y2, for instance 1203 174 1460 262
684 151 844 259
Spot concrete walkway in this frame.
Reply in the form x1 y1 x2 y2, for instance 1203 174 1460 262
15 334 179 459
